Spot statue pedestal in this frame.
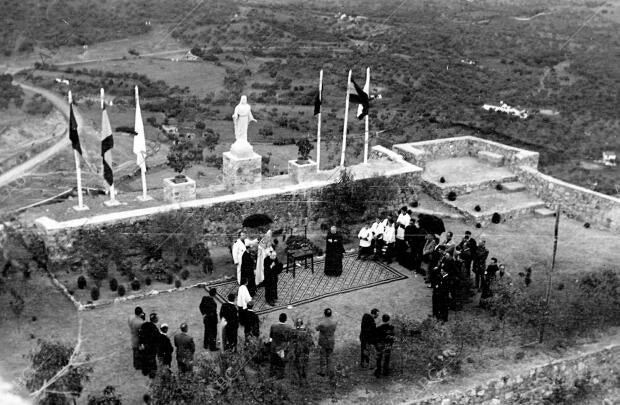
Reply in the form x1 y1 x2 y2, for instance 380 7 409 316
223 151 262 192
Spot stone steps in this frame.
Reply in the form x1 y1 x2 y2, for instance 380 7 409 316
477 150 504 166
534 207 556 217
500 181 526 193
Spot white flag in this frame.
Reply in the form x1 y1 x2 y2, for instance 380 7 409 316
357 67 370 119
133 86 147 171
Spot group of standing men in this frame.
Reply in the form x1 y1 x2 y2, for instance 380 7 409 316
128 307 196 378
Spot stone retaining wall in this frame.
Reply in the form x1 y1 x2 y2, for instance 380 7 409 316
410 344 620 405
516 166 620 231
37 170 422 263
393 136 539 170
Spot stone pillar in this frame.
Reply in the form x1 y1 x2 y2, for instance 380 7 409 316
222 151 262 191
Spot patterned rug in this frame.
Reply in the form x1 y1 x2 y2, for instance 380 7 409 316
213 254 408 314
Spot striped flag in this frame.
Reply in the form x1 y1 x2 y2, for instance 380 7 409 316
69 103 82 155
100 105 114 187
357 68 370 119
133 87 147 171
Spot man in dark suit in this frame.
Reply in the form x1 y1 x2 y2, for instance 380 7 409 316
157 324 173 368
433 268 451 322
199 288 219 351
263 250 283 306
128 306 145 370
374 314 395 377
316 308 337 378
456 230 477 279
174 323 196 373
244 301 260 340
138 313 160 378
220 293 239 352
360 308 379 368
269 313 293 378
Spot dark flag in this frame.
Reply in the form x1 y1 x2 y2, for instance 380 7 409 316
314 83 322 116
349 78 369 120
101 105 114 187
69 103 82 155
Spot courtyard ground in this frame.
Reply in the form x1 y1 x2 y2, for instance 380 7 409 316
1 212 619 403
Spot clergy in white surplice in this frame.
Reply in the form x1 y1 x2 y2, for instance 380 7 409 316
357 222 373 260
255 230 273 286
232 232 247 284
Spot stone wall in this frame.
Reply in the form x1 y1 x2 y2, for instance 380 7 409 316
38 170 421 263
411 344 620 405
516 166 620 231
392 136 539 170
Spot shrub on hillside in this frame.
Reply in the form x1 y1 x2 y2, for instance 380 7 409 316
180 269 190 280
109 278 118 292
90 287 100 301
447 191 457 201
76 274 87 289
130 279 141 291
145 277 152 286
174 279 182 289
117 285 126 297
166 273 174 285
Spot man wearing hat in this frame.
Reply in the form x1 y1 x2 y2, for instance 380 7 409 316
174 323 196 373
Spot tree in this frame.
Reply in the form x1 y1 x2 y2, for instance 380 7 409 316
167 137 195 174
296 137 313 162
24 330 93 405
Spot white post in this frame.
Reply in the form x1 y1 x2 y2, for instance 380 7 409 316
135 86 152 201
363 67 370 164
340 69 352 167
70 91 88 211
316 69 323 172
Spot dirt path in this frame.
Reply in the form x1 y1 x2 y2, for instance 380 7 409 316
0 82 97 188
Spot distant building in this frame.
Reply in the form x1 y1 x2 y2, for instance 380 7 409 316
161 125 178 135
482 101 528 119
54 78 70 85
182 51 199 61
603 151 617 166
354 16 368 22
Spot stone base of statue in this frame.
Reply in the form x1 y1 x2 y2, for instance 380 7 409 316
223 151 262 191
163 175 196 203
288 159 318 184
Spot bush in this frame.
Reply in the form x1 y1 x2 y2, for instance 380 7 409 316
131 279 141 291
439 176 446 183
117 285 126 297
174 279 182 288
474 205 481 212
77 275 87 289
495 183 503 191
491 212 501 224
166 273 174 284
88 260 109 281
447 191 457 201
109 278 118 291
90 287 100 301
145 277 152 286
180 269 190 280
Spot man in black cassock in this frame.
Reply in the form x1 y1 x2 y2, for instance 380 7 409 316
324 225 345 276
240 243 257 296
199 288 219 351
138 313 161 378
220 293 239 352
264 249 282 306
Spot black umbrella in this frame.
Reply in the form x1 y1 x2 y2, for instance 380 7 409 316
242 213 273 228
417 213 445 235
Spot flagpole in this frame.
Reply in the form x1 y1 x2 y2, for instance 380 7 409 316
363 67 370 164
135 86 151 201
316 69 323 172
340 69 352 167
70 91 88 211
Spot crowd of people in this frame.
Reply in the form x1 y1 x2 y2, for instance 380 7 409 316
353 207 507 322
128 207 508 381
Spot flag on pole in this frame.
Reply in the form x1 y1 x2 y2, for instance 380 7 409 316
133 87 147 171
101 105 114 187
314 81 322 116
357 68 370 119
349 78 369 120
69 103 82 155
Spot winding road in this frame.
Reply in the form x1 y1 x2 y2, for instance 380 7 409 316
0 82 96 188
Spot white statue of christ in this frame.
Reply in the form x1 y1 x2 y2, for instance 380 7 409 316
230 95 257 158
